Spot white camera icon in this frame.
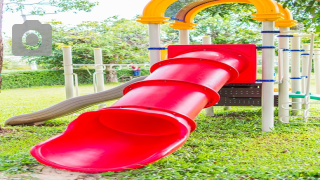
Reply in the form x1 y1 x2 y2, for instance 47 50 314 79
12 20 52 56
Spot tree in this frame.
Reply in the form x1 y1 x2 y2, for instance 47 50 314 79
26 17 150 82
276 0 320 32
190 14 261 45
27 17 149 68
189 3 261 45
0 0 99 89
198 1 319 32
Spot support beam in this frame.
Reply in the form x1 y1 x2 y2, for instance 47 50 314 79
291 36 302 115
94 48 105 109
202 36 214 117
261 21 275 132
179 30 189 45
315 49 320 94
63 46 74 99
301 45 310 94
148 24 161 66
278 27 290 123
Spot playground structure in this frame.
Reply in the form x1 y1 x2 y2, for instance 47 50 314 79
62 47 150 99
5 0 320 173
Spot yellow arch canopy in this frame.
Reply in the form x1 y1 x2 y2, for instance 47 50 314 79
170 0 296 29
137 0 284 25
171 0 252 29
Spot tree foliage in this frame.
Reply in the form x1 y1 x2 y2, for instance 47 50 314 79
190 3 261 44
276 0 320 32
167 0 319 32
4 0 98 15
26 17 150 68
191 13 261 45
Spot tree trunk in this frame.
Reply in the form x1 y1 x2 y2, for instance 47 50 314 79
106 67 118 83
0 0 4 90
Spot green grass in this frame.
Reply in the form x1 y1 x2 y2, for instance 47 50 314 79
1 84 320 179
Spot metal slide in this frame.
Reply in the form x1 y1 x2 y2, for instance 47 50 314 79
5 76 147 125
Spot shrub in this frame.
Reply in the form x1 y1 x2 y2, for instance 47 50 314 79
2 69 150 89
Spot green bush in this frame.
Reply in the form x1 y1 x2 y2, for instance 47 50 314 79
2 69 150 89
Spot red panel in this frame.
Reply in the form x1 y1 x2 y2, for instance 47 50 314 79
167 44 257 83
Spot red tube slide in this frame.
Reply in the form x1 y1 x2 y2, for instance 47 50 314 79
31 45 256 173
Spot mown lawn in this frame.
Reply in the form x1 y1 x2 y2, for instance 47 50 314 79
1 84 320 179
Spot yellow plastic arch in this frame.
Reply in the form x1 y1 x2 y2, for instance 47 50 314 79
275 2 297 27
171 0 296 29
137 0 176 24
171 0 252 29
137 0 282 25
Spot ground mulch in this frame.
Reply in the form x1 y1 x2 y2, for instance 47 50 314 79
0 126 13 134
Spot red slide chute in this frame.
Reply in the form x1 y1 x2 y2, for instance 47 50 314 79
31 45 256 173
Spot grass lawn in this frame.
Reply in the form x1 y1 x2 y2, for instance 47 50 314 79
1 83 320 179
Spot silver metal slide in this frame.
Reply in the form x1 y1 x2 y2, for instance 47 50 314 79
5 76 147 125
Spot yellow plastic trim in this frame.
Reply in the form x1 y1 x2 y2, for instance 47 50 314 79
63 46 71 48
203 36 210 38
275 2 297 27
136 16 170 24
161 44 169 60
137 0 177 24
170 21 197 30
94 48 101 50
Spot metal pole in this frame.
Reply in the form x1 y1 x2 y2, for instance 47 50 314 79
291 36 302 114
261 21 275 132
202 36 215 116
301 45 310 94
304 34 315 122
179 30 189 45
278 27 290 123
63 46 74 99
148 24 161 66
94 48 105 109
315 49 320 94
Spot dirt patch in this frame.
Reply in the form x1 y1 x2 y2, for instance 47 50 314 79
1 166 104 180
0 127 13 134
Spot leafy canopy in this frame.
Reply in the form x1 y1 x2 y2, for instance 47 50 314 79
4 0 99 15
26 17 150 68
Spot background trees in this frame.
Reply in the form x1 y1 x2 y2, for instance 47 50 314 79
2 0 319 80
26 17 150 69
277 0 320 31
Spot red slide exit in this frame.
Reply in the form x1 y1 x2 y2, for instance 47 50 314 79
31 44 256 173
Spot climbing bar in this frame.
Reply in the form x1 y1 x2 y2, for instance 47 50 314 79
256 79 276 82
290 77 302 79
281 49 291 51
148 47 168 50
291 49 305 52
294 34 317 37
256 46 276 49
277 35 294 37
301 76 308 78
261 31 280 33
